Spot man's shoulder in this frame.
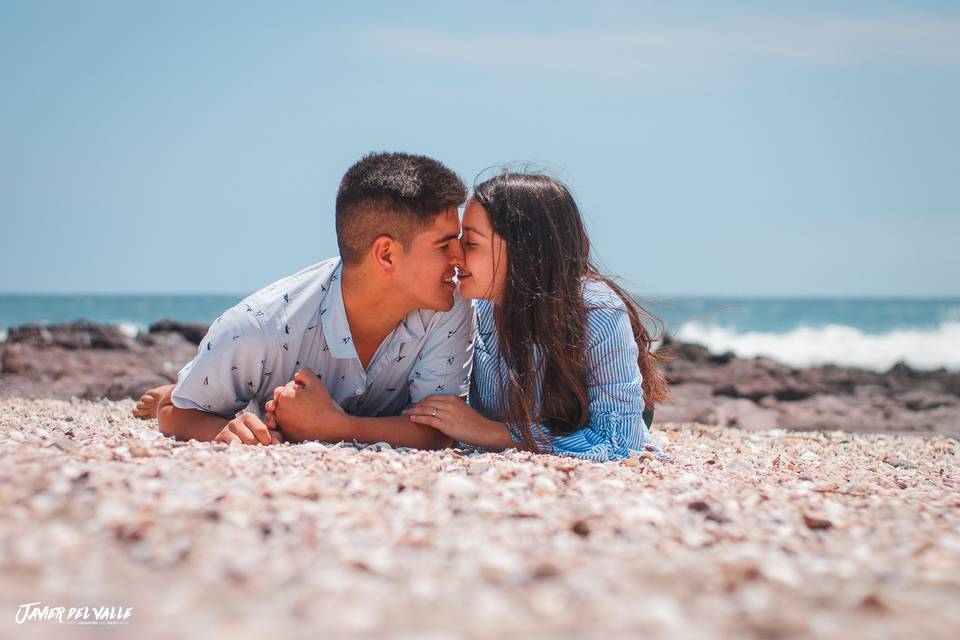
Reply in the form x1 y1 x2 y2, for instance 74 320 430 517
244 257 341 305
237 257 341 329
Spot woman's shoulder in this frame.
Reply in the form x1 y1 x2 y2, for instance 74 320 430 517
581 278 629 311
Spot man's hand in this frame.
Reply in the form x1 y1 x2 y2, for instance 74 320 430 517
264 368 347 442
214 412 284 446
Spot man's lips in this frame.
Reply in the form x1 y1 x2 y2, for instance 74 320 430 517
442 270 470 288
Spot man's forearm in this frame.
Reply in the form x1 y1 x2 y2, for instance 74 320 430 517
287 414 452 450
156 388 229 442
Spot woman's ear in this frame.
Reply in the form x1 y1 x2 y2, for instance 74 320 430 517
371 235 398 273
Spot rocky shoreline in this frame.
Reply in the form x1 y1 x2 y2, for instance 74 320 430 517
1 321 957 435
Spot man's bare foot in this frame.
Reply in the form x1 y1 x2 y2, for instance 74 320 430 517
133 384 175 419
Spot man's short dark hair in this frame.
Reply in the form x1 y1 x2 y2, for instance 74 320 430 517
335 152 467 264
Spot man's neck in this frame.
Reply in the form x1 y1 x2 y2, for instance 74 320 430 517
339 263 412 343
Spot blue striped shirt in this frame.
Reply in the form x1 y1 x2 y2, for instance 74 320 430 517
469 279 660 462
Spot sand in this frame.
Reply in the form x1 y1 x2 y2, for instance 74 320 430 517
0 397 958 639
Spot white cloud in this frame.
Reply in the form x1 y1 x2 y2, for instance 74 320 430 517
356 13 960 73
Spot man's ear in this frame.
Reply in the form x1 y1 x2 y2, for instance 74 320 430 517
370 235 400 273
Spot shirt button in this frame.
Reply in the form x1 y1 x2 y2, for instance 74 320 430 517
354 389 364 396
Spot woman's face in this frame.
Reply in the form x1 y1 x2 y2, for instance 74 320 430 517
458 198 507 302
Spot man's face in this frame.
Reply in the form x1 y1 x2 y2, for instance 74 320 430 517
393 208 464 311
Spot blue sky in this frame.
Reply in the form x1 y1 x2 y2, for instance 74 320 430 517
2 1 958 296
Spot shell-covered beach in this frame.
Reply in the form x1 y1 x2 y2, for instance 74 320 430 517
1 398 957 639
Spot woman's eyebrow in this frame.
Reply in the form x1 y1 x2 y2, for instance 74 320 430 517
461 226 487 238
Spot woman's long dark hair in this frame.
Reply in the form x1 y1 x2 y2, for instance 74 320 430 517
473 172 670 453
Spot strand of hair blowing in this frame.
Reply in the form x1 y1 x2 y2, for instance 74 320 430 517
474 173 670 454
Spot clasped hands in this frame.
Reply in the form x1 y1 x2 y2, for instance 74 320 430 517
214 367 512 449
213 368 346 445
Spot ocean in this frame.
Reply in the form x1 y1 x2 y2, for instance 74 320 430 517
1 295 958 373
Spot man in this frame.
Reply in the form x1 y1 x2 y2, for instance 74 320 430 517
133 152 473 449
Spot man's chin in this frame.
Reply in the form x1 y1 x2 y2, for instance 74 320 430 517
425 290 455 312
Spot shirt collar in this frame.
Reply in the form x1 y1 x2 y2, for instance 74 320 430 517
395 308 426 343
321 262 357 359
321 261 428 360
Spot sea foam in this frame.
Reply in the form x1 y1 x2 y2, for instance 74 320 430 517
676 321 960 372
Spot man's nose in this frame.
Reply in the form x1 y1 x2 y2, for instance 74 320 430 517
449 242 465 267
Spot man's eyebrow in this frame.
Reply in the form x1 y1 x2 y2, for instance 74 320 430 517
434 233 460 244
461 226 487 237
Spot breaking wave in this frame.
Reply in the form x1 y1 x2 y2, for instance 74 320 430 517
676 321 960 372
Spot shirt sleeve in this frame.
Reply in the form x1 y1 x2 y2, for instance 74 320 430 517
170 304 270 418
407 294 475 406
506 304 654 462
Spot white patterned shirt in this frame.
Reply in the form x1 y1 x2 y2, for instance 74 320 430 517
172 257 474 419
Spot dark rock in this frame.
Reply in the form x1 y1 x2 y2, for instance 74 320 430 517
2 344 30 374
570 519 591 537
802 514 833 530
148 319 210 345
900 390 957 411
5 321 134 350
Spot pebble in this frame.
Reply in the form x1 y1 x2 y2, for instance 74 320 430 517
435 474 480 498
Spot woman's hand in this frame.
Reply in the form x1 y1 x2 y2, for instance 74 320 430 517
404 395 516 450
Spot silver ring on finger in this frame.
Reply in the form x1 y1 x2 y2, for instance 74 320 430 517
432 407 438 418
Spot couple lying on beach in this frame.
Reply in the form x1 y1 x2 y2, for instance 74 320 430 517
133 152 670 462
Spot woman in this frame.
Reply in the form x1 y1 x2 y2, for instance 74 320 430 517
404 172 670 462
